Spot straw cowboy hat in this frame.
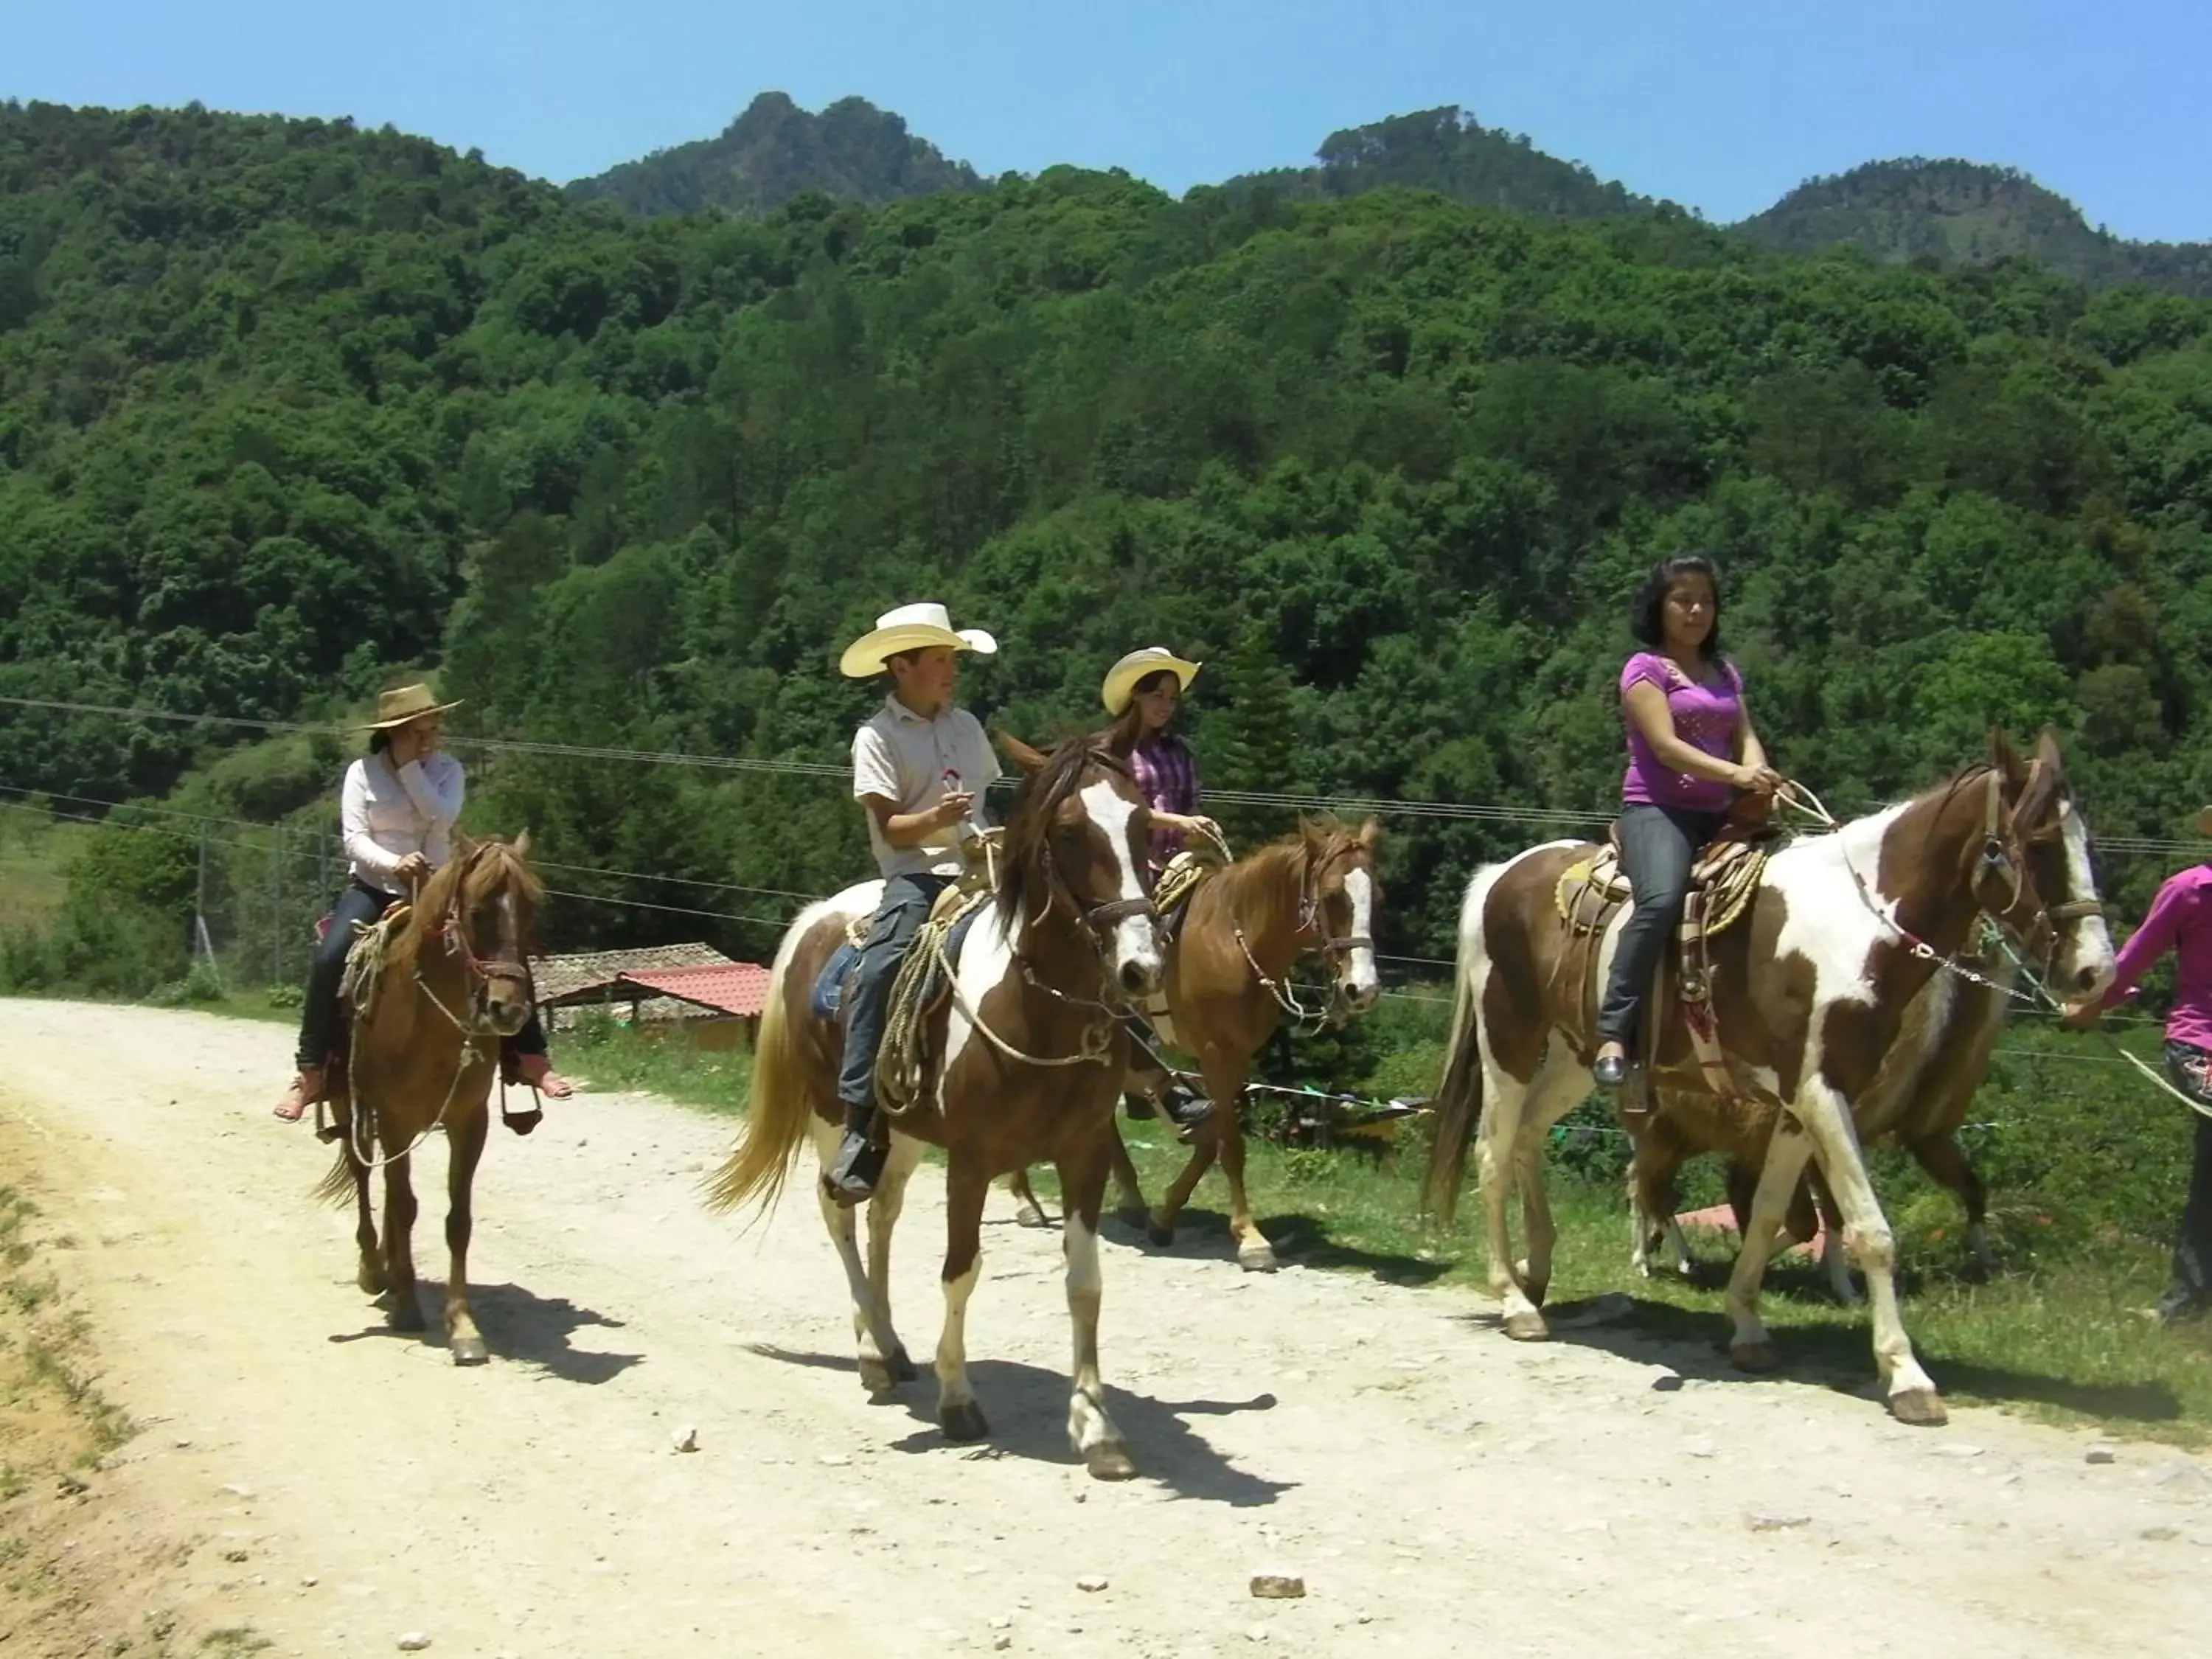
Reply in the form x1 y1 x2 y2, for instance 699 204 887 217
839 602 998 679
359 683 463 730
1102 647 1202 716
2198 804 2212 838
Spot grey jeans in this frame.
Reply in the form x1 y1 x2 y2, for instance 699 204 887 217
1595 804 1723 1050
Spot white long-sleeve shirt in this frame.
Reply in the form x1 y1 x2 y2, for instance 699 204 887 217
341 751 465 893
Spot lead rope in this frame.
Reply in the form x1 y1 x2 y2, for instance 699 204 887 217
1983 928 2212 1124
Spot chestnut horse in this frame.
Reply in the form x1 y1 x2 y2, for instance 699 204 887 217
310 835 544 1365
705 737 1166 1480
1007 817 1383 1271
1425 730 2114 1425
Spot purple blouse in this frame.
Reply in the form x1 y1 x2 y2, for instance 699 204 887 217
1621 651 1744 816
1129 733 1200 874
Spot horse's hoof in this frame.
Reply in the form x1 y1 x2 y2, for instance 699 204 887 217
1729 1340 1782 1374
1015 1206 1049 1230
357 1263 387 1296
890 1348 918 1384
388 1301 427 1335
858 1360 897 1394
451 1335 489 1367
1146 1222 1175 1249
1085 1441 1138 1482
939 1399 991 1444
1237 1245 1279 1274
1888 1388 1948 1427
1501 1311 1550 1343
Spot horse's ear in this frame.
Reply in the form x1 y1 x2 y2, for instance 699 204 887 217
453 830 479 859
512 827 532 860
1989 725 2023 784
1358 815 1383 852
998 732 1048 776
2033 727 2065 771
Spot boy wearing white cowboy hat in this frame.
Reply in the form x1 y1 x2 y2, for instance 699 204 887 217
827 603 1002 1202
2064 803 2212 1324
272 683 572 1127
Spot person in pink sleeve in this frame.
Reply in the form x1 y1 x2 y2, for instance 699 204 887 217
2065 806 2212 1324
1593 555 1781 1090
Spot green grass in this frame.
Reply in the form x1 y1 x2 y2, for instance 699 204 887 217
554 1011 756 1115
0 817 88 934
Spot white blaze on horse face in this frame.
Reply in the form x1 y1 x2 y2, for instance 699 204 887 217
1340 866 1380 1005
2052 801 2117 1000
1078 779 1164 992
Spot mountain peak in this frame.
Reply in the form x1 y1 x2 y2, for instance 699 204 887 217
566 91 982 218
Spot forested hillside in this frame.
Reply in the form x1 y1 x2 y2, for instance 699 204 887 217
3 100 2211 969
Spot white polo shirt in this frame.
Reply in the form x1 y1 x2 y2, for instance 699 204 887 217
852 697 1001 880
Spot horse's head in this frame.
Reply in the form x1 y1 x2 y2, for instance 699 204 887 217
431 831 544 1037
1298 815 1383 1013
1989 727 2117 1001
998 734 1166 1000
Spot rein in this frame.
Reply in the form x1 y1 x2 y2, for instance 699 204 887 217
1222 828 1374 1031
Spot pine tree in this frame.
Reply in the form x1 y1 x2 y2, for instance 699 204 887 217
1211 624 1298 854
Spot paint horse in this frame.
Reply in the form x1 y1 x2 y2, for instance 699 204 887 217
1007 816 1383 1271
706 737 1166 1479
1424 730 2114 1425
310 835 546 1365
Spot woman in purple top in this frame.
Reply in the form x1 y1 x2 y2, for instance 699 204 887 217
1593 555 1781 1089
1100 647 1220 876
2064 806 2212 1323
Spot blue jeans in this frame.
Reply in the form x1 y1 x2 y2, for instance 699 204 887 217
296 879 549 1071
1596 804 1724 1050
835 873 954 1121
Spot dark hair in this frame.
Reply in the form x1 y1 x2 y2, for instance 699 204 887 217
368 728 392 755
1103 669 1182 756
1630 554 1725 659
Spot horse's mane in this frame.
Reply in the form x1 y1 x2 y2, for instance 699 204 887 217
1222 814 1366 912
995 738 1130 927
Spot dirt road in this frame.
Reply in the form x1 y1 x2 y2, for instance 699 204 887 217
2 1001 2209 1658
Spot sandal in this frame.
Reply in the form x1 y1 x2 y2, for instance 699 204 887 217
273 1068 324 1123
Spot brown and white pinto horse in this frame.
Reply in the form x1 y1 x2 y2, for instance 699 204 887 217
1007 817 1383 1271
705 737 1166 1479
311 835 544 1365
1424 730 2115 1424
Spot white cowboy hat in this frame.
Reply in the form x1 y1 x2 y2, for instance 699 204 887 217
838 602 999 680
2197 805 2212 838
358 683 464 730
1102 647 1202 716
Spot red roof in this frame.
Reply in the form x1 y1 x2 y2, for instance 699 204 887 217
613 963 773 1019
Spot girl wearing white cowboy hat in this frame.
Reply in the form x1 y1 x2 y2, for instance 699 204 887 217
824 602 1002 1203
1099 647 1219 877
272 684 573 1125
1097 647 1219 1141
2063 802 2212 1323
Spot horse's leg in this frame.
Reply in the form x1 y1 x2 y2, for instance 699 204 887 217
1807 1166 1860 1304
1145 1128 1220 1250
1203 1057 1276 1273
1787 1085 1948 1424
1908 1132 1994 1278
935 1159 991 1442
442 1102 490 1366
1106 1120 1148 1228
341 1099 383 1296
1006 1169 1050 1229
809 1121 904 1394
865 1135 922 1384
1508 1052 1587 1310
1059 1143 1135 1481
381 1148 424 1333
1473 1047 1546 1339
1722 1119 1814 1372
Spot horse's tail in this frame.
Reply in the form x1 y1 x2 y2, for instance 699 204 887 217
703 916 820 1219
311 1141 359 1208
1422 864 1500 1225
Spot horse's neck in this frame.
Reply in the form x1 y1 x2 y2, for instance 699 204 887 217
1881 788 1990 959
1218 845 1307 973
1008 905 1101 1015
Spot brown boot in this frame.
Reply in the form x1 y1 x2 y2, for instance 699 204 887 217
273 1067 324 1123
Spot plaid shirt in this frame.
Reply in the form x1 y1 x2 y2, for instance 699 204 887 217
1128 733 1200 874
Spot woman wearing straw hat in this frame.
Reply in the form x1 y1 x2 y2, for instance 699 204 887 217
1099 647 1217 1138
2064 804 2212 1324
1099 647 1221 877
827 603 1004 1203
271 684 571 1125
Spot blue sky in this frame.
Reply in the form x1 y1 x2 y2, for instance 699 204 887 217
11 0 2208 239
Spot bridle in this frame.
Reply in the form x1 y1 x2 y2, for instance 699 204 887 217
1233 835 1378 1027
420 847 537 1040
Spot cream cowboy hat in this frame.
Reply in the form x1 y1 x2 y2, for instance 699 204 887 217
359 683 463 730
1102 647 1202 716
2197 805 2212 838
838 602 999 680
